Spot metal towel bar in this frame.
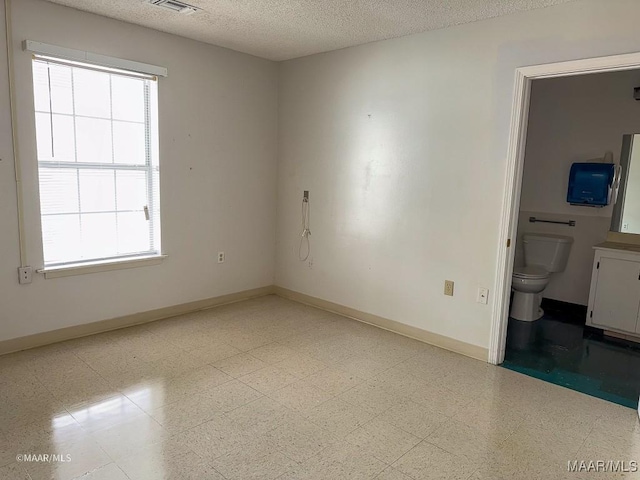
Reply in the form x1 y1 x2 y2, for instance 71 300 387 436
529 216 575 227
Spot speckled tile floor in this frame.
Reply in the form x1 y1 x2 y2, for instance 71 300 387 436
0 295 638 480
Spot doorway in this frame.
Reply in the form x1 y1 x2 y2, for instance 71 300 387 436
489 52 640 406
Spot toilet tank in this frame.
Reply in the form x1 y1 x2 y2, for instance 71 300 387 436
522 233 573 272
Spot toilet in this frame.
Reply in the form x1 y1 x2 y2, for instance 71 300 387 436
510 233 573 322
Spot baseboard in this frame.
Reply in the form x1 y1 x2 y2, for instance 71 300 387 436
1 284 488 362
540 298 588 325
274 286 488 362
0 285 275 356
603 330 640 343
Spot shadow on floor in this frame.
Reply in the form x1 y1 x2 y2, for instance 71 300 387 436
502 300 640 409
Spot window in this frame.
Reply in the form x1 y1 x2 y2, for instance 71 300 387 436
32 57 161 267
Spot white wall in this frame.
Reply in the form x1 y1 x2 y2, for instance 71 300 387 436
0 0 279 342
517 71 640 305
276 0 640 349
521 71 640 219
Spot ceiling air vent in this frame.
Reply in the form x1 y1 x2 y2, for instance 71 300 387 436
148 0 199 15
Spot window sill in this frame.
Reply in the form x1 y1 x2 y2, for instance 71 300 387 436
37 254 167 279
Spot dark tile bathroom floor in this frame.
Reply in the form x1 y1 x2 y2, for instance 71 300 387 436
502 299 640 409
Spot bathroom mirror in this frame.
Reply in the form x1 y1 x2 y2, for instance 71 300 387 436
611 134 640 235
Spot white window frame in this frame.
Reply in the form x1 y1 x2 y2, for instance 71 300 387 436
23 42 168 278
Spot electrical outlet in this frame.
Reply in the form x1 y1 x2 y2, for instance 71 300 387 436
477 287 489 304
18 266 32 285
217 252 225 263
444 280 454 296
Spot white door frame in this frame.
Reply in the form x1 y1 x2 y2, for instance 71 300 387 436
488 51 640 365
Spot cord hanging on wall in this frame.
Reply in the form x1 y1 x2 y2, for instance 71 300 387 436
298 191 311 261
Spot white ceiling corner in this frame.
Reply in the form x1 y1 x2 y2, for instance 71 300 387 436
43 0 578 61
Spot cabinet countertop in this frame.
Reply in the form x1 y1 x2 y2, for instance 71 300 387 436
593 241 640 253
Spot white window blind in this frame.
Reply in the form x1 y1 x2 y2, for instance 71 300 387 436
32 57 161 267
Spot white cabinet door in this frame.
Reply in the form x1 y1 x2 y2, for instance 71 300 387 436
591 257 640 332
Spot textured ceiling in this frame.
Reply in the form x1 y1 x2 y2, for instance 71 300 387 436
44 0 577 61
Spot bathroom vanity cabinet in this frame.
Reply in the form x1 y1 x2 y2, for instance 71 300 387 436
586 243 640 336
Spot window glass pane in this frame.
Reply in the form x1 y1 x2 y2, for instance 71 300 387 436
36 114 76 162
149 81 159 168
79 170 116 212
42 214 81 264
151 170 161 238
52 114 76 162
73 68 110 118
35 112 53 160
116 171 147 211
33 63 74 114
34 59 160 266
39 168 79 215
80 213 118 259
113 121 146 165
32 62 51 113
117 212 150 253
49 64 73 115
76 117 112 163
112 76 145 122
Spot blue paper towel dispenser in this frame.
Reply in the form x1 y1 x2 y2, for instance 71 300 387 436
567 163 616 207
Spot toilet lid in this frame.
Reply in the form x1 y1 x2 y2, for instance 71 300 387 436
513 265 549 279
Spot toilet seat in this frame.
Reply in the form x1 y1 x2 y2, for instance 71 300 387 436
512 265 549 280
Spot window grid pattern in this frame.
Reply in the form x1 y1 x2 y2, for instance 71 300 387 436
33 59 161 266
